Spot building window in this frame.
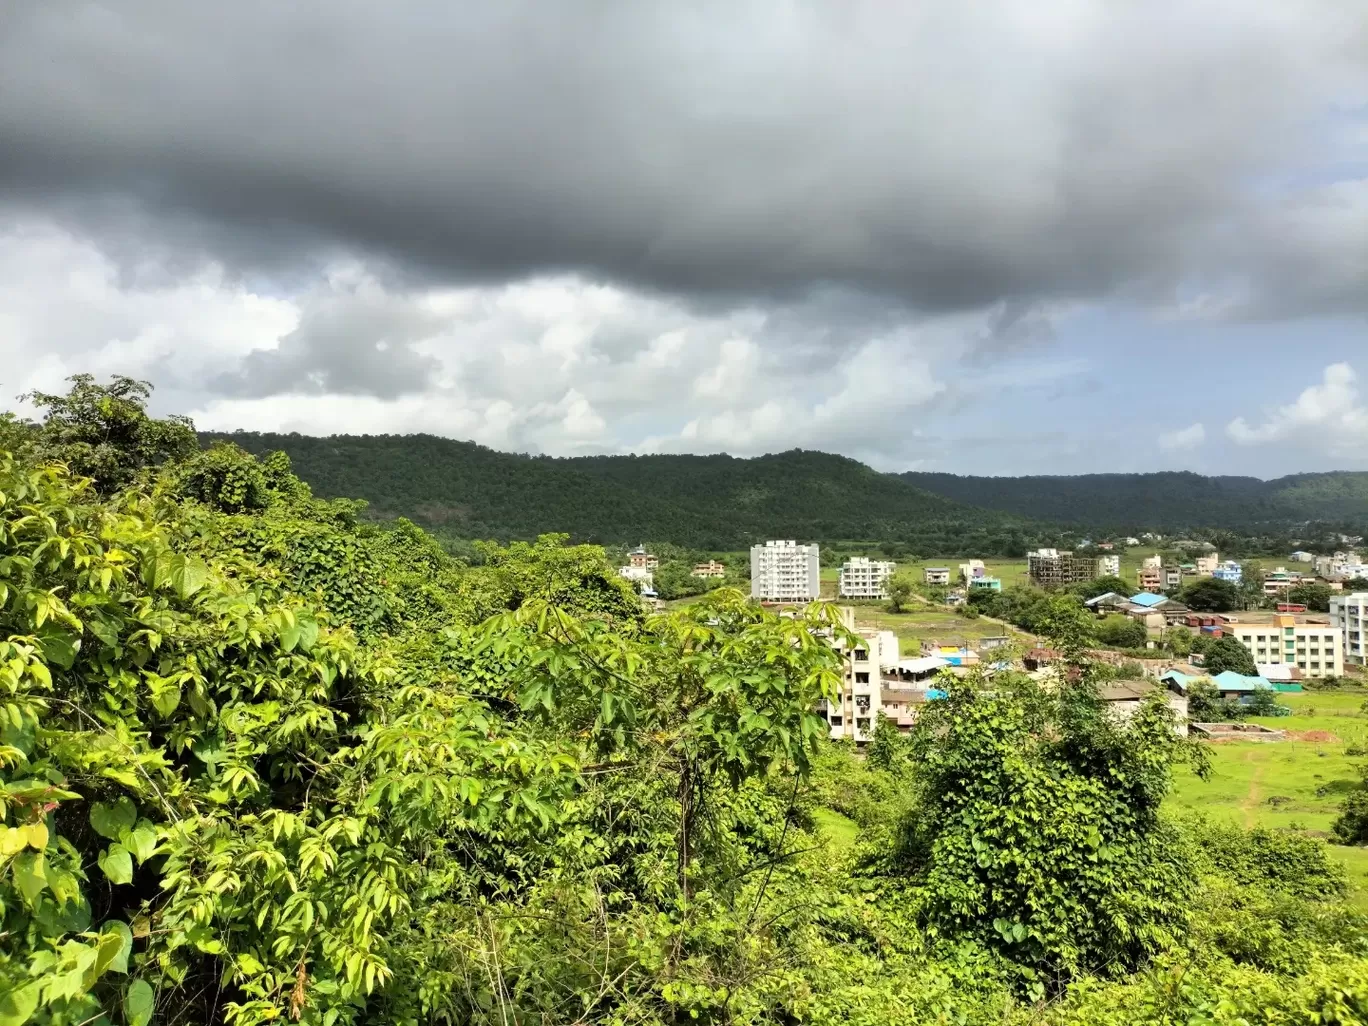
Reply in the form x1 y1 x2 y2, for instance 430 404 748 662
830 716 842 726
855 672 870 684
855 717 870 732
855 695 871 713
854 649 868 662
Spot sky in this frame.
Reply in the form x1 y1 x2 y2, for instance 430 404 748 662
1 1 1367 478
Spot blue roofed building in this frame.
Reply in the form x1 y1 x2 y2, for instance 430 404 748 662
1211 670 1273 700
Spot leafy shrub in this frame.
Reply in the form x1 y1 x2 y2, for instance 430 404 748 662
1187 821 1346 899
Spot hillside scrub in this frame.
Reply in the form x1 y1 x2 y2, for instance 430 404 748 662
0 376 1365 1026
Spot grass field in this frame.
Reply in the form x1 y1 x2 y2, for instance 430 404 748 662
1168 690 1368 902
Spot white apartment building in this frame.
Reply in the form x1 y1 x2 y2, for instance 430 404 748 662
618 566 653 587
924 567 951 585
750 540 820 602
839 558 896 599
958 559 986 581
1195 554 1219 576
1230 615 1344 678
821 615 901 742
1142 554 1163 569
1098 554 1121 577
1330 592 1368 666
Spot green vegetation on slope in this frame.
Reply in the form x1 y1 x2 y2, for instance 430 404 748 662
902 469 1368 532
204 432 1043 551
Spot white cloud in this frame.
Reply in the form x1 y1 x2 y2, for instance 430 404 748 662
1159 422 1206 451
0 216 976 462
1227 362 1368 456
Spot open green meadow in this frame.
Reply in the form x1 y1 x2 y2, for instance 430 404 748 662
1168 690 1368 902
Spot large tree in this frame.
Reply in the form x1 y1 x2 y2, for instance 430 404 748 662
1181 577 1241 612
1203 635 1259 676
21 374 198 493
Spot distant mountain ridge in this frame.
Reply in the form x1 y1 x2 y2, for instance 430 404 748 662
201 433 1034 550
202 431 1367 544
899 470 1368 531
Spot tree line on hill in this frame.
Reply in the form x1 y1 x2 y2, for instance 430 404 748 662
0 375 1365 1025
902 469 1368 534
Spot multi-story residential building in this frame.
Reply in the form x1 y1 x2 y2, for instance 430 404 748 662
1230 615 1343 678
1195 554 1220 576
1330 592 1368 667
1212 561 1242 584
1098 554 1121 578
618 565 653 587
628 546 658 570
839 558 895 599
1262 567 1302 596
1027 549 1102 588
820 613 902 742
958 559 986 582
969 576 1002 592
750 540 820 602
1138 567 1163 593
924 567 951 585
691 560 727 578
1142 554 1163 570
1163 566 1183 590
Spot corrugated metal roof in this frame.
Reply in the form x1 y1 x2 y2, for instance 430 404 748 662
1212 670 1272 691
1128 593 1166 607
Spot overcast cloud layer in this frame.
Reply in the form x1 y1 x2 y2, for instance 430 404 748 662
2 1 1366 475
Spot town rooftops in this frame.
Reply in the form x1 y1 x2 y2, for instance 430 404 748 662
1212 670 1272 692
894 655 950 675
1158 669 1201 691
1084 592 1130 607
1098 680 1159 702
1128 592 1168 608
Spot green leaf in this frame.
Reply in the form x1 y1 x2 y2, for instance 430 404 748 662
102 920 134 974
148 679 180 718
125 979 155 1026
297 619 319 653
280 625 301 653
192 732 227 766
172 558 209 600
91 797 137 840
98 843 134 885
123 821 157 864
0 983 39 1026
12 851 47 903
36 626 81 670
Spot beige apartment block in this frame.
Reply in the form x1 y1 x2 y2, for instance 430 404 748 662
1231 614 1343 678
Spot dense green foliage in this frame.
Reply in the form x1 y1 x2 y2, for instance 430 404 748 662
902 469 1368 532
202 433 1047 552
1201 636 1260 677
0 378 1365 1026
1180 577 1240 612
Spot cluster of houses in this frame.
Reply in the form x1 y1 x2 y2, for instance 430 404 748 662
819 608 1191 742
614 547 733 601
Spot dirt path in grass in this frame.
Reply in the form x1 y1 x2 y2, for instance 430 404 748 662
1239 748 1266 827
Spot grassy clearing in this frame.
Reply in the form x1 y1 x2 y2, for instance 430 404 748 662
1168 689 1368 903
850 606 1030 652
810 808 860 849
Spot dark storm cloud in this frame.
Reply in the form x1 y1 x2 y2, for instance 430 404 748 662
1 0 1362 315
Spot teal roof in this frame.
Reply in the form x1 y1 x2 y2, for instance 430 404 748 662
1129 592 1166 607
1212 671 1271 692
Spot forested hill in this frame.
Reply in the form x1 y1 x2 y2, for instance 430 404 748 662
202 432 1036 550
900 470 1368 531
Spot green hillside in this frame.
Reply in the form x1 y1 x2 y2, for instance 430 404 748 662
203 433 1037 551
901 470 1368 531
